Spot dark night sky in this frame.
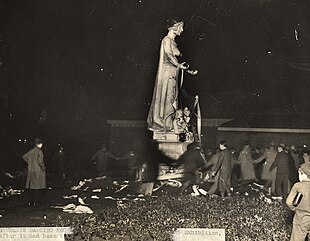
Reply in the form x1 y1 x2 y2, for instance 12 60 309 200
1 0 310 137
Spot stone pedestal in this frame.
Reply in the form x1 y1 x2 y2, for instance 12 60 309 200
152 131 191 160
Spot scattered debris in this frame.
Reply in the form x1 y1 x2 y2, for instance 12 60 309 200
198 188 208 196
78 197 87 205
92 188 102 193
91 195 100 199
253 183 264 189
52 203 76 209
115 185 128 193
192 185 200 196
250 187 260 192
95 176 106 180
4 172 15 179
71 181 86 190
63 195 78 199
166 179 182 188
264 197 273 204
104 196 115 200
7 188 22 195
63 205 94 214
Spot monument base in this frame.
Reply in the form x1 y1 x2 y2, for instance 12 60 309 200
152 131 192 160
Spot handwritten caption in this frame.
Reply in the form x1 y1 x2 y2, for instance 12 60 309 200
173 228 225 241
0 227 72 241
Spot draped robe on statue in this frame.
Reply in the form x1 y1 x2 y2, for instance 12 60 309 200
147 36 181 132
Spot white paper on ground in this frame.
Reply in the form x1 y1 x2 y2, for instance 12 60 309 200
92 188 102 193
115 185 128 193
63 195 78 199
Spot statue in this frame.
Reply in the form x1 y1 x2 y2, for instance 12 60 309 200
147 18 198 132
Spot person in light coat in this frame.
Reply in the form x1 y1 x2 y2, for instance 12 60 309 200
254 142 277 195
286 163 310 241
238 141 258 185
22 138 46 206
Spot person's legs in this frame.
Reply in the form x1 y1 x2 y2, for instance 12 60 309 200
208 174 219 195
27 189 35 205
263 180 272 195
33 189 41 205
180 174 195 194
275 173 283 196
282 173 289 198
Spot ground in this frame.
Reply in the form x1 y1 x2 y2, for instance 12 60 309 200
0 172 295 241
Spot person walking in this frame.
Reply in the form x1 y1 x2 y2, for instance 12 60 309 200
212 141 233 198
254 142 277 195
178 142 206 194
238 141 258 185
22 138 46 206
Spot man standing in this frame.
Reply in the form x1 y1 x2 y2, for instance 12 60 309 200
270 143 291 198
53 144 66 181
121 150 143 181
212 141 233 198
22 138 46 206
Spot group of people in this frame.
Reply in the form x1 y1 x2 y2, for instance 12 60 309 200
21 138 144 206
19 136 310 240
201 141 309 199
177 140 310 241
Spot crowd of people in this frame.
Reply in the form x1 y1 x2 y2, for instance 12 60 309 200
198 141 310 200
176 140 310 241
16 136 310 240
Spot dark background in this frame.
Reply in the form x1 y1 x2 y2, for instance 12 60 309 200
0 0 309 170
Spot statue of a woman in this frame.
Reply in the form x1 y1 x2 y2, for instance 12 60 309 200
147 19 197 132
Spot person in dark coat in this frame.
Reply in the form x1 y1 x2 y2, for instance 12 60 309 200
212 140 233 198
287 146 299 188
92 144 119 176
120 150 143 181
53 144 66 181
270 143 293 198
22 138 46 206
178 142 206 194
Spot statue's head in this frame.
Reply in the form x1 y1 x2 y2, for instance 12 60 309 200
166 18 184 35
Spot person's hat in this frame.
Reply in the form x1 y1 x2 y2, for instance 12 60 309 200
34 138 43 144
242 140 250 146
269 142 276 147
278 143 286 148
299 163 310 177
